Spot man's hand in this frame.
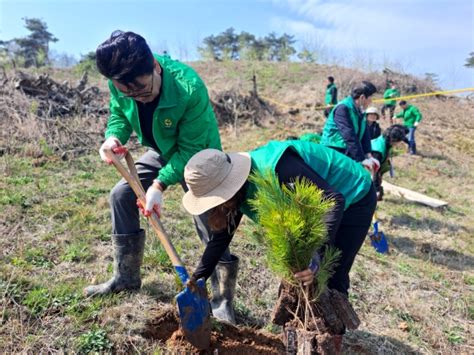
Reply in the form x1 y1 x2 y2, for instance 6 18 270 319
99 137 123 164
144 181 163 217
186 278 198 292
294 268 315 286
362 157 380 173
294 253 320 286
414 121 419 127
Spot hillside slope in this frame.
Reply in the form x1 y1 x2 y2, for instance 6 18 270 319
0 61 472 353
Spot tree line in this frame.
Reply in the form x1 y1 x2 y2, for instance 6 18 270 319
1 19 472 70
198 27 301 62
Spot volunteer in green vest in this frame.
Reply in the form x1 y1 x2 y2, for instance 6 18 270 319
181 140 377 331
381 83 400 124
84 31 236 324
394 100 422 154
370 125 409 200
323 76 338 118
325 76 338 106
321 81 380 172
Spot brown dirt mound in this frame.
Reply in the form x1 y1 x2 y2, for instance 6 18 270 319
143 303 284 354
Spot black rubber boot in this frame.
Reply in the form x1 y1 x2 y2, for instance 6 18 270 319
83 229 145 297
210 255 239 324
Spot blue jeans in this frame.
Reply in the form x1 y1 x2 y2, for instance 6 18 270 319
408 127 417 154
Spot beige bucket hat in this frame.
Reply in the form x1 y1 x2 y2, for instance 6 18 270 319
182 149 251 215
365 106 379 115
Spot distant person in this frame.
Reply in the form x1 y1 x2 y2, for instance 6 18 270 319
84 31 238 325
365 106 382 139
323 76 338 118
371 125 409 200
381 83 400 124
394 100 422 154
321 81 380 173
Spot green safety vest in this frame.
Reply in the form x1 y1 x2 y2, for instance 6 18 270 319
239 140 372 221
370 135 388 162
321 96 366 149
325 83 337 105
299 132 322 144
371 135 392 175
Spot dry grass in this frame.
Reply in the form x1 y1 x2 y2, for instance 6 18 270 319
1 62 473 353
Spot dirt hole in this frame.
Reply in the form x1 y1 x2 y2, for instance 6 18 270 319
142 303 285 354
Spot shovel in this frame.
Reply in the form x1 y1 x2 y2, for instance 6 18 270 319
369 213 389 254
103 147 211 350
370 171 389 254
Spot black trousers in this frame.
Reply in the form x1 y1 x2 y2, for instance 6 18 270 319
381 104 395 118
328 185 377 295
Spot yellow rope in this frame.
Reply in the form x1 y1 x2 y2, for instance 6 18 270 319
256 87 474 111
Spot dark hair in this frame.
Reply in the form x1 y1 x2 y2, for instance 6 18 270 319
328 76 334 83
351 81 377 99
96 30 154 85
399 100 407 106
384 124 409 146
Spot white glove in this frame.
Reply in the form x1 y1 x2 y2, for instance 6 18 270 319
145 183 163 217
370 157 380 171
99 137 123 164
414 121 419 127
362 157 380 173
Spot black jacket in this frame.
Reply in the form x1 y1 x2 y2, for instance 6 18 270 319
332 104 372 161
367 122 381 139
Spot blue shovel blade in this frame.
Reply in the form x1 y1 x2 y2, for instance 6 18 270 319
176 278 211 349
370 230 389 254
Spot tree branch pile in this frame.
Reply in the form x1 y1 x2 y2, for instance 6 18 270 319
0 69 109 159
12 71 107 117
211 90 276 129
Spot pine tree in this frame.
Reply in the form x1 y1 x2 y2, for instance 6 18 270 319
465 52 474 68
13 18 58 68
249 170 340 298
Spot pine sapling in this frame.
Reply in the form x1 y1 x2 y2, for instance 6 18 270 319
249 170 340 328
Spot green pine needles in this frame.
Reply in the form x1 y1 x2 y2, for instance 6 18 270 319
249 170 340 297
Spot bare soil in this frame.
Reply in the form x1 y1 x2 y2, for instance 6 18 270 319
143 303 285 354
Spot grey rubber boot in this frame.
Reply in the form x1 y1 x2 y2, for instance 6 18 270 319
83 229 145 297
210 255 239 324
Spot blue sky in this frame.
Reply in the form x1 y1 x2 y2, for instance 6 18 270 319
0 0 472 89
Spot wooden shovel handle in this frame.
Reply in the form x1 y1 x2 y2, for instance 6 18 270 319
103 147 185 269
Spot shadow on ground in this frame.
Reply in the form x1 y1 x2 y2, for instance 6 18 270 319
390 212 469 234
388 235 474 271
141 278 176 304
344 329 420 354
